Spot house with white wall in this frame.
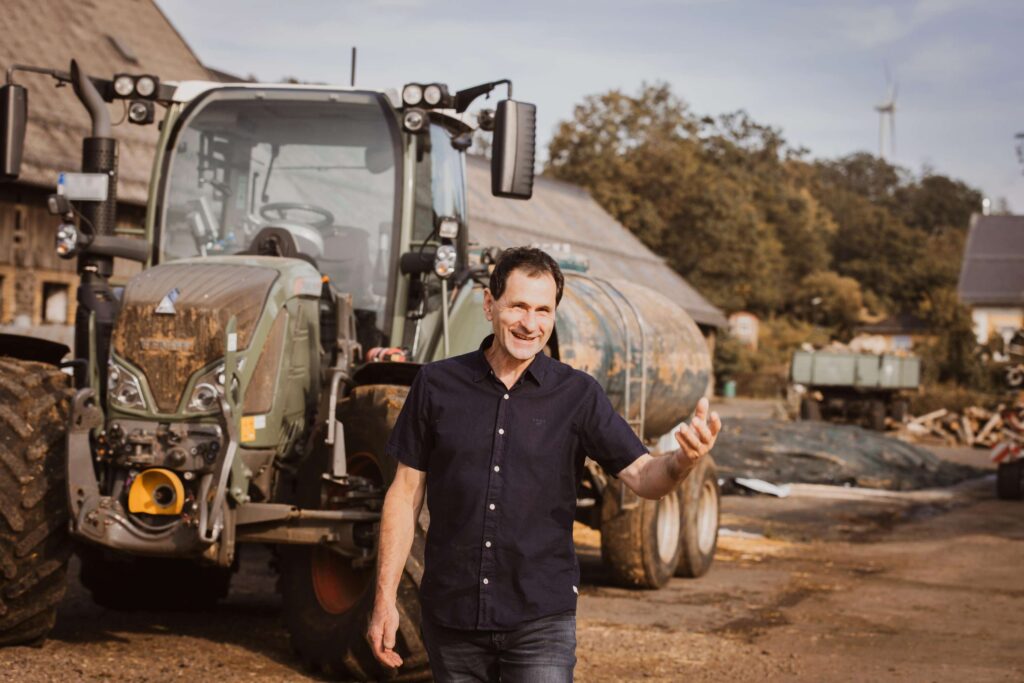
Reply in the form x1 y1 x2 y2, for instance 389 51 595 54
958 214 1024 345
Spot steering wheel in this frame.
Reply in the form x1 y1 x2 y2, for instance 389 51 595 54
259 202 335 230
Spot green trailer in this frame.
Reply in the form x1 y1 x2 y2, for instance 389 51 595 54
791 350 921 430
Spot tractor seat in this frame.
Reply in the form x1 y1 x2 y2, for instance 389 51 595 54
241 227 320 271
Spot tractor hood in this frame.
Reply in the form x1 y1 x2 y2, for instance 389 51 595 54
111 258 317 414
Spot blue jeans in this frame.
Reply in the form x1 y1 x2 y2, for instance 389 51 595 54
421 612 577 683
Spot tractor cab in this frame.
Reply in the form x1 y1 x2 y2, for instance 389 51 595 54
153 81 516 361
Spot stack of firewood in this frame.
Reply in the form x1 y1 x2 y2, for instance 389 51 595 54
904 405 1024 448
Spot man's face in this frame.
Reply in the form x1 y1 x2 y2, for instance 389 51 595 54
483 269 558 362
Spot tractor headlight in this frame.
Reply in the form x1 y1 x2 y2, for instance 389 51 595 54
134 75 157 98
402 109 426 132
55 223 79 258
108 360 147 411
189 383 219 412
423 84 443 106
434 244 457 279
186 364 227 414
113 74 135 97
402 83 423 106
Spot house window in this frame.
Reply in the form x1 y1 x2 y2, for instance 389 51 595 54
890 335 912 351
41 282 70 324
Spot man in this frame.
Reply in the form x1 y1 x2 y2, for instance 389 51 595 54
368 247 721 681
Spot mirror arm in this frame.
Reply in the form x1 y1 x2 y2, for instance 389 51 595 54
453 79 512 113
5 64 70 86
84 235 149 263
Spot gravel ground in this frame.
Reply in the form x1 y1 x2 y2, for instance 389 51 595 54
2 402 1019 681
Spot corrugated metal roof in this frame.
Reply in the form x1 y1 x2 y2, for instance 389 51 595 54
958 214 1024 306
0 0 213 204
465 156 727 328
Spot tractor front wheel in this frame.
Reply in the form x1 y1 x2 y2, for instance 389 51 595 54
279 384 430 681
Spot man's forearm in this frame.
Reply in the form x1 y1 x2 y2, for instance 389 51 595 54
375 485 421 602
633 450 695 499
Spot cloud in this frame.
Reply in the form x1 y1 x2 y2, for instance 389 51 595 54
899 38 994 84
828 4 914 48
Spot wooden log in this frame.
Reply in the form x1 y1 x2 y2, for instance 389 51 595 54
976 414 1002 444
961 416 975 446
911 408 948 426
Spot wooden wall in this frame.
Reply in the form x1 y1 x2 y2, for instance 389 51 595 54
0 183 145 326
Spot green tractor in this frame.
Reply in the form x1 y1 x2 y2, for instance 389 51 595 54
0 60 535 679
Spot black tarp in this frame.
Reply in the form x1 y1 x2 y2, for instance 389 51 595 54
713 418 982 491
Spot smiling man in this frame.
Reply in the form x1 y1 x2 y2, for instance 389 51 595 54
368 247 721 682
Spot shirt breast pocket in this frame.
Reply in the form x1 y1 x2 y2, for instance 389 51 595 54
512 418 569 471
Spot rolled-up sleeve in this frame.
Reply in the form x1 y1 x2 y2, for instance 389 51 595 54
384 366 434 471
578 377 648 476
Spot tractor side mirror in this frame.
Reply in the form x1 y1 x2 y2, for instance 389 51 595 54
0 84 28 181
491 100 536 200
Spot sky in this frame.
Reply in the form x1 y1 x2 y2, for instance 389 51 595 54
156 0 1024 211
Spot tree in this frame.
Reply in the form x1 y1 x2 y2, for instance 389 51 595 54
917 286 985 387
546 83 983 339
546 83 809 314
796 271 863 338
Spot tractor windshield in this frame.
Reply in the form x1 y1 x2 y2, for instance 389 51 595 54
159 90 401 337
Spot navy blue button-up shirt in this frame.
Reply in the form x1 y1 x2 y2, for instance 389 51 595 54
384 335 646 630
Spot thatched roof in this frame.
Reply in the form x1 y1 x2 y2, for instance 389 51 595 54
0 0 213 204
466 156 727 328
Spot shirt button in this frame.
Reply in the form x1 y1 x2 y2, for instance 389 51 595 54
485 541 492 548
498 428 505 435
489 503 496 511
503 393 509 400
494 465 500 472
483 578 489 585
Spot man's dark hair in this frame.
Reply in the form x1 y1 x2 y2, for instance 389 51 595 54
488 247 565 305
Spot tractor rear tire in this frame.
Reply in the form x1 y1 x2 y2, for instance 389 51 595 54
279 384 430 681
0 358 74 646
996 460 1023 501
77 546 233 610
675 455 720 578
600 477 683 590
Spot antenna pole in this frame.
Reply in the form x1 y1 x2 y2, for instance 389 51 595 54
350 47 357 87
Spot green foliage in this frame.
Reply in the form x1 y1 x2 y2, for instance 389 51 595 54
916 286 988 387
797 271 863 338
547 83 990 390
547 84 982 320
547 83 816 315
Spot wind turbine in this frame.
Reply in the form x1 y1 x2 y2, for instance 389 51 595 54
875 67 897 160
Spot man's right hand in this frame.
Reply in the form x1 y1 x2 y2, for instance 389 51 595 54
367 596 403 668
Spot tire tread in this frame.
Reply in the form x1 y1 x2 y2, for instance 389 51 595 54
0 358 73 647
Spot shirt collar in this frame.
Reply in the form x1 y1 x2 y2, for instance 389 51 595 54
474 334 551 386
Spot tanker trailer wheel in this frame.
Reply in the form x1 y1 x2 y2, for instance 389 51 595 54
77 546 233 610
599 477 684 589
800 397 822 421
0 358 74 646
675 455 720 578
279 384 429 681
996 460 1023 500
868 399 887 431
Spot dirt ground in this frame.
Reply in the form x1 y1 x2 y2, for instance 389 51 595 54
1 430 1021 681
